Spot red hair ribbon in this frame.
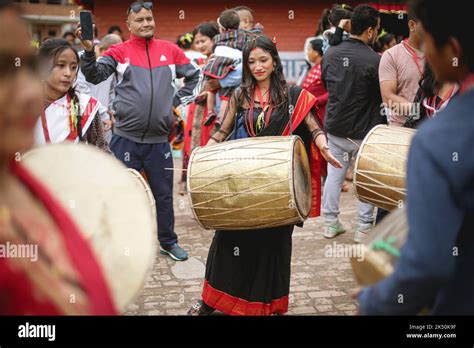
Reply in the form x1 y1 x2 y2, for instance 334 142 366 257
272 36 278 47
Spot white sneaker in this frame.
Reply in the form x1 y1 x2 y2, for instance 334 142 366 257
324 219 347 239
354 222 373 243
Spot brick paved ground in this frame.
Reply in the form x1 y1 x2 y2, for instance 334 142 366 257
125 158 363 316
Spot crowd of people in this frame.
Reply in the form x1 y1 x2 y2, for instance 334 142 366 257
0 0 472 317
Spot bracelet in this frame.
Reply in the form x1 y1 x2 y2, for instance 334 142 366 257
311 130 326 142
210 136 221 143
314 132 326 142
311 129 325 137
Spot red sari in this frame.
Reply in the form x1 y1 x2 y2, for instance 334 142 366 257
282 87 323 217
0 161 117 315
302 63 328 176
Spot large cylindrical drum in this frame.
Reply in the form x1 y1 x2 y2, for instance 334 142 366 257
22 143 157 312
354 125 416 211
187 136 312 230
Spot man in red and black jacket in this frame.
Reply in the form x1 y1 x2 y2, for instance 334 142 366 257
78 1 202 261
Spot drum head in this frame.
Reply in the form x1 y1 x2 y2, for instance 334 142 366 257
354 125 415 211
292 137 312 219
22 143 157 312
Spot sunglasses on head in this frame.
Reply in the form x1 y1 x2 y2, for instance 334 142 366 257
127 2 153 15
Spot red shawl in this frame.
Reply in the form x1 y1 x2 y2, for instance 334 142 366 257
282 88 323 218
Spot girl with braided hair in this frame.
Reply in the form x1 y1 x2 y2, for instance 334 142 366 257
0 1 116 315
35 38 109 151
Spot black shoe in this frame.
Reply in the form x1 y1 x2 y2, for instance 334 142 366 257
187 300 215 316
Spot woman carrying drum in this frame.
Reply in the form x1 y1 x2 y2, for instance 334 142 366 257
188 35 342 316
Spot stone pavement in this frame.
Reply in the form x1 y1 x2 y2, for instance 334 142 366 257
125 158 364 316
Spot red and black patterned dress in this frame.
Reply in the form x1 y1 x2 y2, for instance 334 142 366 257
201 86 323 315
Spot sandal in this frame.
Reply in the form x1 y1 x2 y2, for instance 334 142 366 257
187 300 215 316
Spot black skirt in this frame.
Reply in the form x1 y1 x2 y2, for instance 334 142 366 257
201 225 293 315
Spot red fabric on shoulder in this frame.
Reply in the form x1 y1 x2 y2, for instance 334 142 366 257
282 88 322 218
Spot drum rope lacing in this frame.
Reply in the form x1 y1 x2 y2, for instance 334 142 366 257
188 137 309 229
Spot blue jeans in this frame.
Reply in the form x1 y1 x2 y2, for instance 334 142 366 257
110 134 178 245
322 134 375 225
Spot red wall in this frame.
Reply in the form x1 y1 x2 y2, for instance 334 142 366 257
93 0 334 51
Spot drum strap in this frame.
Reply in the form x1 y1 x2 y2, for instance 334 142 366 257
289 105 293 136
402 39 423 75
288 86 293 135
230 87 242 140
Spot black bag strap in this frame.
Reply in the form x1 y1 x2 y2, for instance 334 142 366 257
287 85 294 136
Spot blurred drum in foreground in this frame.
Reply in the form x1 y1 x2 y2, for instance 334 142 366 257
22 143 156 312
350 207 408 286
